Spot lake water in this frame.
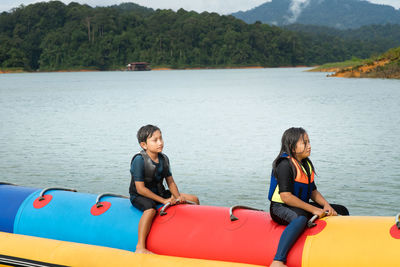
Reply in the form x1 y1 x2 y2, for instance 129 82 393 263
1 68 399 216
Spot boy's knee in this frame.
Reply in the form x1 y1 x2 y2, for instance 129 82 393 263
143 208 157 216
193 195 200 205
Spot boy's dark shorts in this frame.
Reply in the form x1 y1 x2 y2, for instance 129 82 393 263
130 190 172 211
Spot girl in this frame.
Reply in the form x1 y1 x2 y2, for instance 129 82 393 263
268 127 348 267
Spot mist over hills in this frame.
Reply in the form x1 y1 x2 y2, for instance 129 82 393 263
232 0 400 29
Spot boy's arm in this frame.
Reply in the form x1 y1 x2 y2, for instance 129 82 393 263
135 181 169 204
165 176 185 202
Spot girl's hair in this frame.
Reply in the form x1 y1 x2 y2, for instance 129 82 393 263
272 127 314 174
137 124 161 144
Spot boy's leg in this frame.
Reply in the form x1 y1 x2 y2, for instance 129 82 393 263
180 193 200 205
136 208 156 254
131 195 158 254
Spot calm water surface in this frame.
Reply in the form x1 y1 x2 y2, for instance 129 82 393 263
1 68 399 216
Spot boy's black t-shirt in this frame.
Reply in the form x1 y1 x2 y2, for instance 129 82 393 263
130 153 172 198
275 158 316 194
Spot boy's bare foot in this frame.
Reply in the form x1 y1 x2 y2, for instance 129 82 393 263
269 260 287 267
135 247 155 254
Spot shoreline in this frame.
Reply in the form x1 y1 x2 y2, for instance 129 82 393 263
312 59 399 79
0 69 100 74
309 57 400 79
0 65 313 74
152 66 266 71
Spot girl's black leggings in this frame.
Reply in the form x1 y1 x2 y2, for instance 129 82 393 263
269 202 349 262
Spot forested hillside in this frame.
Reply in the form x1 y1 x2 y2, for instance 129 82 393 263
284 24 400 54
0 1 398 71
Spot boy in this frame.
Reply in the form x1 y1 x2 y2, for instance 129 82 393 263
129 124 199 254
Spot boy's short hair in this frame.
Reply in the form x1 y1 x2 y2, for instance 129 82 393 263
137 125 161 144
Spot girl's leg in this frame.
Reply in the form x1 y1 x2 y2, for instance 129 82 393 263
136 208 156 253
330 204 349 215
310 202 349 216
272 216 308 263
270 203 309 266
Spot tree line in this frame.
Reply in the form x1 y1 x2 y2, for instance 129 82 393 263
0 1 398 71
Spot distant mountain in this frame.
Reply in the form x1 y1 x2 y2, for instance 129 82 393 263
232 0 400 29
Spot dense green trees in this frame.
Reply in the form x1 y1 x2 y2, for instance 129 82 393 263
0 1 398 71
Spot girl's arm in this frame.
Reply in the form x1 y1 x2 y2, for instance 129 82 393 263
280 192 325 217
165 176 185 202
311 190 337 216
135 181 171 204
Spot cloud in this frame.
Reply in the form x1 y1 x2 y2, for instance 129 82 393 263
285 0 311 24
369 0 400 9
130 0 269 14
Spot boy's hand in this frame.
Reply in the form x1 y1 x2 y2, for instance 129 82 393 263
162 198 171 205
164 196 178 205
177 195 186 203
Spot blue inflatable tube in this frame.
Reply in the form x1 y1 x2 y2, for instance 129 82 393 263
0 184 38 233
2 185 143 251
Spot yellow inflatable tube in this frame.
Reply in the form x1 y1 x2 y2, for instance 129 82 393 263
303 216 400 267
0 232 260 267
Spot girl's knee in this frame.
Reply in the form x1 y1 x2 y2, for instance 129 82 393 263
337 205 349 216
297 216 308 225
288 215 308 229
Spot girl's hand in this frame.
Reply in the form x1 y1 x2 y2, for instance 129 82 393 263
323 203 338 216
312 207 326 218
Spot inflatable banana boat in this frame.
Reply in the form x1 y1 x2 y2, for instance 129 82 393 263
1 183 399 267
0 232 258 267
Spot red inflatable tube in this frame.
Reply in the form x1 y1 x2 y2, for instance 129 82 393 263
147 204 325 266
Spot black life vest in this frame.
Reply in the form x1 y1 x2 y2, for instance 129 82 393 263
129 150 170 197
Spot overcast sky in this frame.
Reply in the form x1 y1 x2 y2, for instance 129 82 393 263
1 0 399 14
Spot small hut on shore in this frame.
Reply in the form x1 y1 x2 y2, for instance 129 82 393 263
126 62 151 71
